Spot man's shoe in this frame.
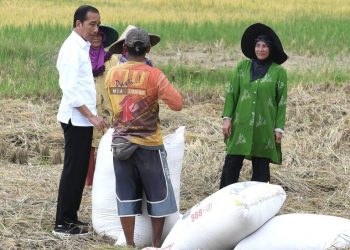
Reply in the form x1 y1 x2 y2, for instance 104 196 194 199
72 220 90 227
63 219 90 227
52 224 88 236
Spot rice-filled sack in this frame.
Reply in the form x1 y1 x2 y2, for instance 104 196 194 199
161 181 286 250
91 128 121 239
92 126 185 246
234 213 350 250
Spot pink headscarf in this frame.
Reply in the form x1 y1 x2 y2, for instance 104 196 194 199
89 32 111 76
89 46 106 71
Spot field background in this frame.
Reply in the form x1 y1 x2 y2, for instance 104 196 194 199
1 0 350 97
0 0 349 249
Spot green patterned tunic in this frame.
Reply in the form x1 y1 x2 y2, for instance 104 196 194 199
222 59 287 164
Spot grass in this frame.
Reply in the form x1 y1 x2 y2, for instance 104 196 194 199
0 50 349 99
0 0 349 97
1 17 349 52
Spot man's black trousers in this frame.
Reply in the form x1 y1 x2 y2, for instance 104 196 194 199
55 120 93 226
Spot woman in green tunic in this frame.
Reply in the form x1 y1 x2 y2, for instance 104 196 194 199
220 23 288 188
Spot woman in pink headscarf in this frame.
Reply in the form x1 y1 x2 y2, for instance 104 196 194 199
86 25 118 186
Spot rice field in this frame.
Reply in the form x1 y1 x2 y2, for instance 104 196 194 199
0 0 350 249
0 0 350 97
1 0 350 26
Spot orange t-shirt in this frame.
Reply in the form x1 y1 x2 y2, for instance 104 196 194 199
105 61 183 146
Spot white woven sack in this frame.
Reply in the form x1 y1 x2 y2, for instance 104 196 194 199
234 213 350 250
161 181 286 250
92 126 185 246
91 128 120 239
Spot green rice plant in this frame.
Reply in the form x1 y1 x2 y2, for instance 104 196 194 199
289 68 350 85
0 24 66 98
0 1 349 98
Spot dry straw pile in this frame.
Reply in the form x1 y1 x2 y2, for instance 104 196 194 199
0 83 349 249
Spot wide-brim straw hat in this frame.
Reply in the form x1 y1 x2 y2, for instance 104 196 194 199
99 25 119 48
109 24 160 54
241 23 288 64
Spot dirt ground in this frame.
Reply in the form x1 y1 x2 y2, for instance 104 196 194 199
150 43 350 71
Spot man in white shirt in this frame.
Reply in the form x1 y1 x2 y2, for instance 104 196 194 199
53 5 108 236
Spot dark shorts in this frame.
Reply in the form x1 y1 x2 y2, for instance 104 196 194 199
112 147 178 217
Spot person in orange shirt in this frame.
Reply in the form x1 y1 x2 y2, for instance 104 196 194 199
105 28 183 247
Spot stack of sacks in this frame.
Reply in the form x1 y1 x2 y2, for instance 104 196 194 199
92 126 185 247
160 181 286 250
234 213 350 250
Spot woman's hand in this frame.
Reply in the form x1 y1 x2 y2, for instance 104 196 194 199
222 118 232 139
274 131 282 144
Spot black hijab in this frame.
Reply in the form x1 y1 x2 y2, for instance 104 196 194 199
250 35 273 82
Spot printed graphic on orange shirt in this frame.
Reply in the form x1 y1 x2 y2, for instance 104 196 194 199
109 87 146 96
114 98 159 137
109 68 149 97
110 68 150 88
108 66 159 137
120 96 134 122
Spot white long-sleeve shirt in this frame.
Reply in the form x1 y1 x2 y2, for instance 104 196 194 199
56 31 97 126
